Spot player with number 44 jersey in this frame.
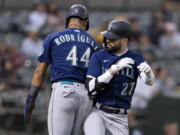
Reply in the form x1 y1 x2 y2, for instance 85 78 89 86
24 4 98 135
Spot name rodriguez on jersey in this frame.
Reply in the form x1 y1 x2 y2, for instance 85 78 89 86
54 33 98 49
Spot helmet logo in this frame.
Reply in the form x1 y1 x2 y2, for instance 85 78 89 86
74 9 78 13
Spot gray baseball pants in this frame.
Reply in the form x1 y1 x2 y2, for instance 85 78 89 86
48 81 93 135
84 107 129 135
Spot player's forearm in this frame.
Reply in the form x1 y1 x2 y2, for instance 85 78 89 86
98 70 114 83
31 68 47 87
28 65 47 102
29 63 48 98
108 68 117 75
31 63 48 87
28 68 46 99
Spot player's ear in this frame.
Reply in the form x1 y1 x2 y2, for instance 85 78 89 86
83 19 88 28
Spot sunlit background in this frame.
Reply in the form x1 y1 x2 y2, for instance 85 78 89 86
0 0 180 135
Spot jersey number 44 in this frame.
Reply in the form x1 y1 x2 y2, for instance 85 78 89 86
66 46 91 67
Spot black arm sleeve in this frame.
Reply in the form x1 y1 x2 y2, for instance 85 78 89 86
86 77 109 99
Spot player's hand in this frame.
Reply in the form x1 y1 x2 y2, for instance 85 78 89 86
24 95 35 123
137 62 151 74
110 58 134 73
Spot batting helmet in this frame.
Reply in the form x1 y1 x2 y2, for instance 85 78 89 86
65 4 89 30
101 20 132 40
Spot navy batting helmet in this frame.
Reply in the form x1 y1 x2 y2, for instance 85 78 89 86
65 4 89 30
101 20 132 40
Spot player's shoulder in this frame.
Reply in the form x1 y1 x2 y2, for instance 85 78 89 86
127 50 146 64
93 48 107 54
127 50 144 59
91 49 108 58
67 28 96 40
45 31 63 40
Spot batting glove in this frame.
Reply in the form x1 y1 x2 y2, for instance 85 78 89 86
24 95 35 123
138 62 155 85
137 62 151 74
110 58 134 73
24 86 40 123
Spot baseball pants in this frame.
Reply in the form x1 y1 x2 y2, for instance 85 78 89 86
84 107 129 135
48 81 93 135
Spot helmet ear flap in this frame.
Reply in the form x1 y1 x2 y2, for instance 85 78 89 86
65 18 70 28
86 21 89 30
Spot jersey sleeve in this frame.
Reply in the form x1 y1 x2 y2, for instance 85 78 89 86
93 41 99 52
90 38 99 53
87 53 102 78
38 35 52 64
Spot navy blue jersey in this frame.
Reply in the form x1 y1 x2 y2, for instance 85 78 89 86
87 49 145 109
38 28 99 83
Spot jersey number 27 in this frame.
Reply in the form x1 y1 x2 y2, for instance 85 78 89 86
66 46 91 67
121 82 135 96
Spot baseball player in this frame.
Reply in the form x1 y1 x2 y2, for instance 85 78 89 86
24 4 99 135
84 20 155 135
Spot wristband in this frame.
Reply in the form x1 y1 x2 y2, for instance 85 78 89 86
28 85 40 100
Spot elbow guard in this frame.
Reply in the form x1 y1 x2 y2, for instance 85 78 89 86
86 77 109 99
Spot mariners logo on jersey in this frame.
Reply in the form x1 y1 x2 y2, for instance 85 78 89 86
38 28 99 83
87 49 145 109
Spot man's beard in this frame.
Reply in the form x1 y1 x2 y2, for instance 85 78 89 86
106 43 121 53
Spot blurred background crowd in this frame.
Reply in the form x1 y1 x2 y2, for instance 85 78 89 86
0 0 180 135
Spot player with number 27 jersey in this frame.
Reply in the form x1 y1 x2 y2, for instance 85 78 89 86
84 20 155 135
87 49 145 109
39 28 99 83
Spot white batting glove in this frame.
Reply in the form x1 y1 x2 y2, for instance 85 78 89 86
138 62 155 85
110 58 134 73
137 62 151 74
